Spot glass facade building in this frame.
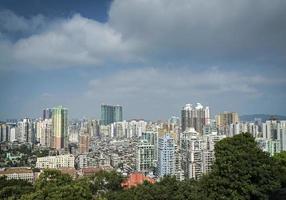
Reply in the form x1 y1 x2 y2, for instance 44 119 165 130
101 104 123 125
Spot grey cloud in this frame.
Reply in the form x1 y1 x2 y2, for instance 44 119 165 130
85 67 283 119
87 68 266 98
109 0 286 64
0 9 46 35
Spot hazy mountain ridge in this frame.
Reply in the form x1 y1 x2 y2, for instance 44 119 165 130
240 114 286 122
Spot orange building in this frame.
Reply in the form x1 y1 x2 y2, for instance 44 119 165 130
121 172 156 189
79 134 89 154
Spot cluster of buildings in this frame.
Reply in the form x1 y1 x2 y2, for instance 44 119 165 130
215 112 286 156
0 106 68 151
1 102 286 185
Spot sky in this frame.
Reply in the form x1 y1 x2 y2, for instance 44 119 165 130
0 0 286 120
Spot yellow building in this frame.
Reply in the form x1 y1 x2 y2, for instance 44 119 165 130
52 106 68 150
216 112 239 128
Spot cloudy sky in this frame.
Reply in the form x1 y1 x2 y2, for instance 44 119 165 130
0 0 286 120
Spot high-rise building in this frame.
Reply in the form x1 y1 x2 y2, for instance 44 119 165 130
79 134 89 154
101 104 123 125
88 119 99 138
0 123 9 142
36 119 52 147
278 121 286 151
157 134 176 177
216 112 239 128
52 106 68 150
180 128 225 179
181 103 210 133
10 127 16 142
141 131 158 146
17 118 35 144
256 138 281 156
127 120 147 138
43 108 52 120
114 105 123 122
262 120 278 140
262 120 286 152
136 140 155 174
141 131 158 161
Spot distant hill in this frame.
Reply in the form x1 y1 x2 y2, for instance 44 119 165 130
240 114 286 122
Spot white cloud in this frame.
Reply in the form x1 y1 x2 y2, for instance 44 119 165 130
0 13 139 69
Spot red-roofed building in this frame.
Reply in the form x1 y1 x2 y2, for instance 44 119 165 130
121 172 156 189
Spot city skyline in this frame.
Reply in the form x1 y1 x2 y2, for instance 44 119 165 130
1 102 286 122
1 0 286 120
1 1 286 198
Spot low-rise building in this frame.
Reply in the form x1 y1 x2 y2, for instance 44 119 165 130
121 172 155 189
36 154 75 169
77 154 97 169
0 167 35 182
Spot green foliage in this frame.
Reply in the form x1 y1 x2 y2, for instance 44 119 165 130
21 169 92 200
0 144 46 167
34 169 73 190
105 176 198 200
273 151 286 187
198 133 281 200
89 170 124 197
0 176 33 200
33 149 49 157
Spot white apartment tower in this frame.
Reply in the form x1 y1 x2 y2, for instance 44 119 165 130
158 134 176 177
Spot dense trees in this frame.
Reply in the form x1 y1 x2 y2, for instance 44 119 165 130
0 176 33 200
21 169 92 200
198 133 281 199
273 151 286 188
19 169 123 200
106 176 200 200
89 170 124 197
2 133 286 199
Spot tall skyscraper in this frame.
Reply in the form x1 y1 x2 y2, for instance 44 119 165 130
52 106 68 150
101 104 123 125
181 103 210 133
43 108 52 120
17 118 35 144
216 112 239 128
158 134 176 177
114 105 123 122
0 123 9 142
36 119 52 147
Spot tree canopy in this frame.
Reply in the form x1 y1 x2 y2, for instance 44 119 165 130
0 176 33 200
198 133 281 200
